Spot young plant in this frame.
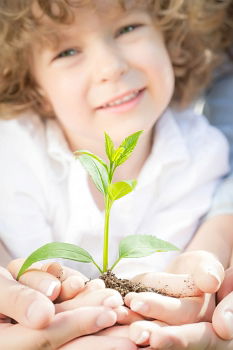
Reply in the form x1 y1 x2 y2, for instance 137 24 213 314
17 131 178 280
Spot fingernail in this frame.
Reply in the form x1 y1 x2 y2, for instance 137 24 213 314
207 269 221 288
135 330 150 344
26 300 54 325
224 310 233 337
69 276 84 290
130 301 149 313
104 294 123 308
39 279 60 297
96 310 116 328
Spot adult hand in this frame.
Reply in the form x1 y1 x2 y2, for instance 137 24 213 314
8 259 132 323
129 320 233 349
0 266 55 329
0 266 137 350
212 266 233 339
1 304 124 350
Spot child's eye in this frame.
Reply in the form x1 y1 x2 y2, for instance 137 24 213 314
117 24 143 36
56 48 78 59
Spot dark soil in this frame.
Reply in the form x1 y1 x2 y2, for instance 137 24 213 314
100 270 165 298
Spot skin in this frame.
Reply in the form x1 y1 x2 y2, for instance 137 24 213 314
3 256 233 349
31 5 174 189
1 4 232 350
96 266 233 350
126 262 233 350
0 264 137 350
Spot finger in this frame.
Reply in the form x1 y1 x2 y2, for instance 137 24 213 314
43 263 88 301
0 306 118 350
8 258 43 278
56 278 105 305
98 324 130 336
147 322 233 350
217 267 233 302
56 275 85 302
213 291 233 340
0 266 14 279
167 251 224 293
56 287 123 313
59 335 137 350
129 321 161 346
114 306 144 324
132 272 201 297
8 259 61 301
0 274 55 329
82 278 106 292
125 292 208 324
42 263 88 283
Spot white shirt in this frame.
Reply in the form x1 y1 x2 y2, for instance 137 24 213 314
0 108 229 278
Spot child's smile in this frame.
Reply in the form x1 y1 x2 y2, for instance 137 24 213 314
95 87 146 114
31 6 174 156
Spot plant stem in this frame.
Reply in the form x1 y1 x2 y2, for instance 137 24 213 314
103 196 112 272
92 260 103 274
109 256 121 271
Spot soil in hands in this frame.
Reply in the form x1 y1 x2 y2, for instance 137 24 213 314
100 270 165 298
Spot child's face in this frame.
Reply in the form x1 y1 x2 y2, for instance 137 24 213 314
32 5 174 148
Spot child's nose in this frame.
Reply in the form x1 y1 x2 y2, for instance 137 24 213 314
92 44 129 83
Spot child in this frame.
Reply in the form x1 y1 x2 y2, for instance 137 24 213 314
1 1 232 348
0 0 230 283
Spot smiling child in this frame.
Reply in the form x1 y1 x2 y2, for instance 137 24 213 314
0 1 230 279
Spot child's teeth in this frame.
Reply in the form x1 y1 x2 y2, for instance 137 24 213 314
104 91 139 108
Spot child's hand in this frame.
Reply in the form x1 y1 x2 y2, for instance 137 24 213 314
8 258 88 302
124 250 224 325
0 265 137 350
128 319 233 349
165 250 225 293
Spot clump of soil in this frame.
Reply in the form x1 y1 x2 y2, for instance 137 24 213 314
100 270 164 297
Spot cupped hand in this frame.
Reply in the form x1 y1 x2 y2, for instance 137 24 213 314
212 266 233 340
124 250 224 325
0 266 55 329
165 250 225 293
8 259 87 302
127 266 233 349
8 259 132 323
129 320 233 350
1 303 121 350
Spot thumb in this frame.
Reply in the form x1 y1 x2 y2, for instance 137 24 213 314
0 272 55 329
212 292 233 340
167 251 224 293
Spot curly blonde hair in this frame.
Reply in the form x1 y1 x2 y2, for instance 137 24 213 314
0 0 232 118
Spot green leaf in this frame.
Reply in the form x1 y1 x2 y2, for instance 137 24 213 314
108 180 137 201
17 242 95 280
105 133 115 162
78 154 108 195
118 235 179 259
74 150 107 170
112 147 125 162
115 131 143 166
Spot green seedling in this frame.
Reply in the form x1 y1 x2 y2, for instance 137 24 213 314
17 131 178 280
